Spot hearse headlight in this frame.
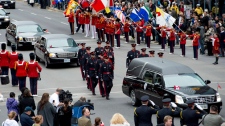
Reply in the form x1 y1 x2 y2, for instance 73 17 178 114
216 93 221 102
49 53 56 58
175 95 184 104
18 37 23 42
4 17 10 21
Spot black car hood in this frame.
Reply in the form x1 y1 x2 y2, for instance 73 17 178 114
48 47 79 53
17 32 45 37
166 86 217 96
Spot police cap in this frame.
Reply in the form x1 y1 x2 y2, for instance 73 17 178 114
131 44 136 47
149 50 155 54
141 95 149 102
162 98 171 103
141 48 146 52
77 43 80 46
186 99 195 104
81 43 86 46
104 46 109 49
90 51 95 55
97 41 102 44
106 41 110 44
158 52 164 57
86 46 91 50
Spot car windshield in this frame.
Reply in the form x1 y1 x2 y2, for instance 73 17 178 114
0 9 6 15
47 38 78 48
164 73 206 87
17 24 43 33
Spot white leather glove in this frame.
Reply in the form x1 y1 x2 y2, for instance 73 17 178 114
87 75 90 78
96 76 98 79
153 27 156 30
186 35 189 37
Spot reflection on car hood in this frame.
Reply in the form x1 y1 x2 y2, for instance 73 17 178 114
48 47 79 53
166 86 217 96
17 32 45 37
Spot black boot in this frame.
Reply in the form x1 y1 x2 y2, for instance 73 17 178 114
213 57 219 65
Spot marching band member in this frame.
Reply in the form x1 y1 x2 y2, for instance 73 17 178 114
99 14 106 42
96 14 101 41
0 43 10 76
143 23 152 48
75 7 81 28
135 20 143 45
9 45 18 86
115 18 121 48
84 9 91 37
76 10 85 33
179 31 187 57
160 26 167 51
91 12 98 39
105 18 110 42
168 28 176 54
108 18 115 47
189 31 200 60
123 18 130 43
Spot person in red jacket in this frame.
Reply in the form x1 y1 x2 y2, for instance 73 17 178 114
115 18 121 48
9 45 18 86
0 43 10 75
108 19 115 47
68 9 75 35
14 54 28 91
189 31 200 60
76 10 85 33
27 53 42 96
75 7 81 28
143 24 152 48
91 13 97 39
99 15 106 42
179 32 187 57
168 28 176 54
84 9 91 37
135 21 143 45
123 18 130 43
160 26 167 51
212 33 220 65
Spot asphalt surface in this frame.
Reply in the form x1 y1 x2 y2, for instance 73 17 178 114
0 1 225 126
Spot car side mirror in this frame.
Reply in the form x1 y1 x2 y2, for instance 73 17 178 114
205 80 211 84
154 83 162 88
6 12 10 15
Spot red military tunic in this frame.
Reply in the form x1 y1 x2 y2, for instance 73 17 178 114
78 13 85 25
75 9 81 18
96 18 100 29
123 22 130 32
115 23 121 35
161 29 167 38
27 61 42 78
143 25 152 36
189 33 200 46
84 12 90 24
0 50 10 67
213 37 220 54
99 17 106 30
68 13 75 23
9 52 18 69
108 21 115 35
169 30 176 41
14 60 28 77
179 33 187 45
91 14 97 26
105 21 110 34
135 21 143 32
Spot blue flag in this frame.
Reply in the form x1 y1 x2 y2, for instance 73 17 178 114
129 8 142 22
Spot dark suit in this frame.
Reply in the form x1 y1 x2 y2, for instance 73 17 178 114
78 116 92 126
156 107 180 126
219 31 225 57
134 105 158 126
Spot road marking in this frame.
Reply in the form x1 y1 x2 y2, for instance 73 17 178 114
61 22 69 25
0 42 6 44
31 13 37 15
44 17 51 20
12 19 17 22
18 9 23 11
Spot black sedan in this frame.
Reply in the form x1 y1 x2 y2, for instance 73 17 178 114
0 8 10 28
34 34 79 68
5 21 48 49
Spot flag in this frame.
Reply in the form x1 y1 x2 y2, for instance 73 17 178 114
90 0 113 13
156 7 175 28
80 0 90 9
218 84 222 89
105 7 111 13
64 0 79 16
129 8 142 22
138 6 151 22
115 9 125 24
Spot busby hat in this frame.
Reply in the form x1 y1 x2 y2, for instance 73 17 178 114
11 45 16 51
116 18 120 22
18 53 23 60
29 53 35 60
1 43 6 50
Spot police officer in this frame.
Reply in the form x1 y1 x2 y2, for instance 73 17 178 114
0 43 10 75
138 48 149 58
27 53 42 96
104 41 114 52
103 46 114 66
78 43 86 81
149 50 155 57
14 54 28 91
82 46 91 89
158 52 164 58
9 45 18 86
180 99 206 126
134 95 159 126
100 55 114 100
86 51 98 95
95 41 104 59
156 98 180 126
96 54 105 97
126 44 140 67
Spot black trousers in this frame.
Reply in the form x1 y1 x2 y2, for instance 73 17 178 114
75 17 79 27
207 42 213 56
170 40 175 53
115 34 120 47
98 78 104 96
125 32 129 42
181 44 186 56
145 35 151 48
96 29 101 40
109 34 114 47
100 29 105 42
69 22 74 34
76 24 84 33
90 76 98 94
137 32 141 44
103 80 113 97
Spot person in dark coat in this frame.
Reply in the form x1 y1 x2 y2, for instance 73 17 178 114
156 115 173 126
138 48 149 58
20 107 34 126
134 95 159 126
180 99 206 126
219 27 225 57
58 99 72 126
126 44 140 67
18 89 36 117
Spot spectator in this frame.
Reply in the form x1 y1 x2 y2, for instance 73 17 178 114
219 27 225 57
58 99 72 126
18 87 28 102
170 2 179 14
18 89 36 117
157 116 173 126
20 107 35 126
110 113 130 126
6 92 19 122
33 115 43 126
195 4 203 16
78 107 92 126
205 22 215 56
49 88 64 109
202 105 225 126
37 93 56 126
94 117 104 126
2 111 19 126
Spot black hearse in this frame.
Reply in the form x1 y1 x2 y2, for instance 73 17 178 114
122 57 222 111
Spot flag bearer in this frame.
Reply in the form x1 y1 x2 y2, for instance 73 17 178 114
123 18 130 43
115 18 121 48
143 23 152 48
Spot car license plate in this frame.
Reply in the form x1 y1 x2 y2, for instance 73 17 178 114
64 59 70 63
198 104 208 109
4 4 8 6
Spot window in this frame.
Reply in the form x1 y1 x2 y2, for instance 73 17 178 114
154 74 162 84
144 71 154 83
47 38 78 48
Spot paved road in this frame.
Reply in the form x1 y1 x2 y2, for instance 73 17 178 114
0 1 225 125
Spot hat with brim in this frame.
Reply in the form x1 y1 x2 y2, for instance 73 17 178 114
24 106 33 112
162 98 171 103
149 50 155 54
186 99 195 104
141 95 149 102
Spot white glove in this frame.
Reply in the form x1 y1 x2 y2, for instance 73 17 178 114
140 27 143 29
186 35 189 37
87 75 90 78
175 33 177 35
170 102 177 108
153 27 156 30
96 76 98 79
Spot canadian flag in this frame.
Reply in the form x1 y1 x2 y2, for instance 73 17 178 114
174 85 180 90
90 0 113 13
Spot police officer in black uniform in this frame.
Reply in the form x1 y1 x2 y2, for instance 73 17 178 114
100 55 114 100
95 41 104 59
126 44 140 67
158 52 164 58
149 50 155 57
180 99 207 126
78 43 86 80
138 48 149 58
134 95 159 126
86 51 98 95
156 98 180 126
96 54 105 97
82 46 91 89
104 41 114 52
103 46 114 66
